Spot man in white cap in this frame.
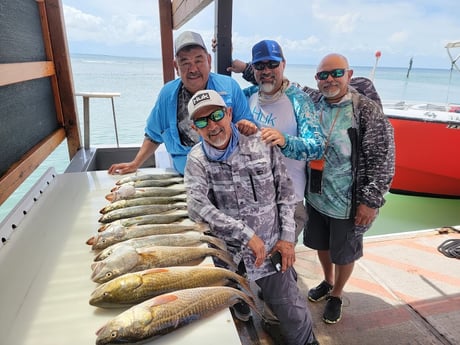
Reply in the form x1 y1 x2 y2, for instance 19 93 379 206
184 89 319 345
108 31 256 176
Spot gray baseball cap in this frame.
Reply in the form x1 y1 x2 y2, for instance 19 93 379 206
175 31 207 55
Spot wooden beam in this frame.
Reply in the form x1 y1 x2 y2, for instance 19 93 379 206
172 0 213 29
158 0 175 83
214 0 232 75
0 62 55 86
45 0 82 159
0 129 66 206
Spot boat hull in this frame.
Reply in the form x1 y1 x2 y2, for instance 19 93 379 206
386 109 460 198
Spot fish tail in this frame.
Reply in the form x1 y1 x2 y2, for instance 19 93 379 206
194 221 210 233
202 235 227 251
211 249 238 271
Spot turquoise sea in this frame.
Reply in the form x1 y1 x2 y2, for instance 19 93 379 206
1 54 460 234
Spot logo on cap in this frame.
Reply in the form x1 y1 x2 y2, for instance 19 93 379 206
192 92 211 105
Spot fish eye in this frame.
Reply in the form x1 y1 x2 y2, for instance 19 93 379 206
103 292 108 296
110 331 117 338
106 272 112 278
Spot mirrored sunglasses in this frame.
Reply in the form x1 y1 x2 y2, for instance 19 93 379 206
316 68 347 80
193 109 226 129
252 61 281 71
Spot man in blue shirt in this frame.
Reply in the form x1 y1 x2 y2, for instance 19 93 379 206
108 31 256 175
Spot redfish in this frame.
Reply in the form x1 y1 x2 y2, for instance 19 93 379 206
89 266 252 308
95 286 257 345
90 245 237 283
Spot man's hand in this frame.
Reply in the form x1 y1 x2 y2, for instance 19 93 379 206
236 119 258 136
271 240 295 272
354 204 377 226
108 162 138 175
248 234 266 267
260 127 286 148
226 59 248 74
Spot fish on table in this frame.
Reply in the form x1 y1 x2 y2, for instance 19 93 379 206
89 266 253 308
99 195 187 214
106 184 186 202
90 245 237 283
98 209 190 232
93 232 227 261
87 219 209 250
116 172 181 185
95 286 258 345
112 176 184 189
98 203 187 223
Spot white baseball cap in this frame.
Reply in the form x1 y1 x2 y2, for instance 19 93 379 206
188 90 226 119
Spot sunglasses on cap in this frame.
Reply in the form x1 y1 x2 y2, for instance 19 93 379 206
316 68 347 80
252 61 281 71
193 108 226 129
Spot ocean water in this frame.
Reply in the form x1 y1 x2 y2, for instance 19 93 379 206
1 54 460 233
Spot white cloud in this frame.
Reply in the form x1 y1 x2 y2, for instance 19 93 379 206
61 0 460 68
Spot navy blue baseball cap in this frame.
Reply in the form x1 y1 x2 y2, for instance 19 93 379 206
252 40 284 63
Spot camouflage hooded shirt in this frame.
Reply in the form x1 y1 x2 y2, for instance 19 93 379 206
184 132 296 281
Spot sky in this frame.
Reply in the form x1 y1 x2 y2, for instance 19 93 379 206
62 0 460 69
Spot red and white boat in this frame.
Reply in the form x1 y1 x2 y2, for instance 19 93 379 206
379 42 460 198
384 102 460 198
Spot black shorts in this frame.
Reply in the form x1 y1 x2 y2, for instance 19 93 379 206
303 203 369 265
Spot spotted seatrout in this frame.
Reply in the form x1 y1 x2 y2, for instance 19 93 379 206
112 176 184 189
105 184 186 202
98 203 187 223
116 172 181 185
98 209 190 232
93 232 226 261
99 195 187 214
90 245 237 283
89 266 253 308
86 220 209 250
95 286 257 345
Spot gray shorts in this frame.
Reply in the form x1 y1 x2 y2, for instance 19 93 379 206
303 203 369 265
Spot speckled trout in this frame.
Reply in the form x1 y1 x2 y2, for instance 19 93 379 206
89 266 253 308
87 220 209 250
98 203 187 223
112 176 184 189
105 184 186 202
93 232 226 261
116 172 181 185
99 195 187 214
98 209 190 232
90 245 237 283
95 286 257 345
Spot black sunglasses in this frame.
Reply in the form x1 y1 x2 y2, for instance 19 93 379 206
193 108 226 129
252 61 281 71
316 68 347 80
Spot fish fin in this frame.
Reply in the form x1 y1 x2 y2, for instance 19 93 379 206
149 293 178 306
141 267 169 275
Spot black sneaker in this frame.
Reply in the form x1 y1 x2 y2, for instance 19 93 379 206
308 280 333 302
231 302 251 322
322 296 342 324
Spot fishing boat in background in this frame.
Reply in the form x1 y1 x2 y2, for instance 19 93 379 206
380 42 460 198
